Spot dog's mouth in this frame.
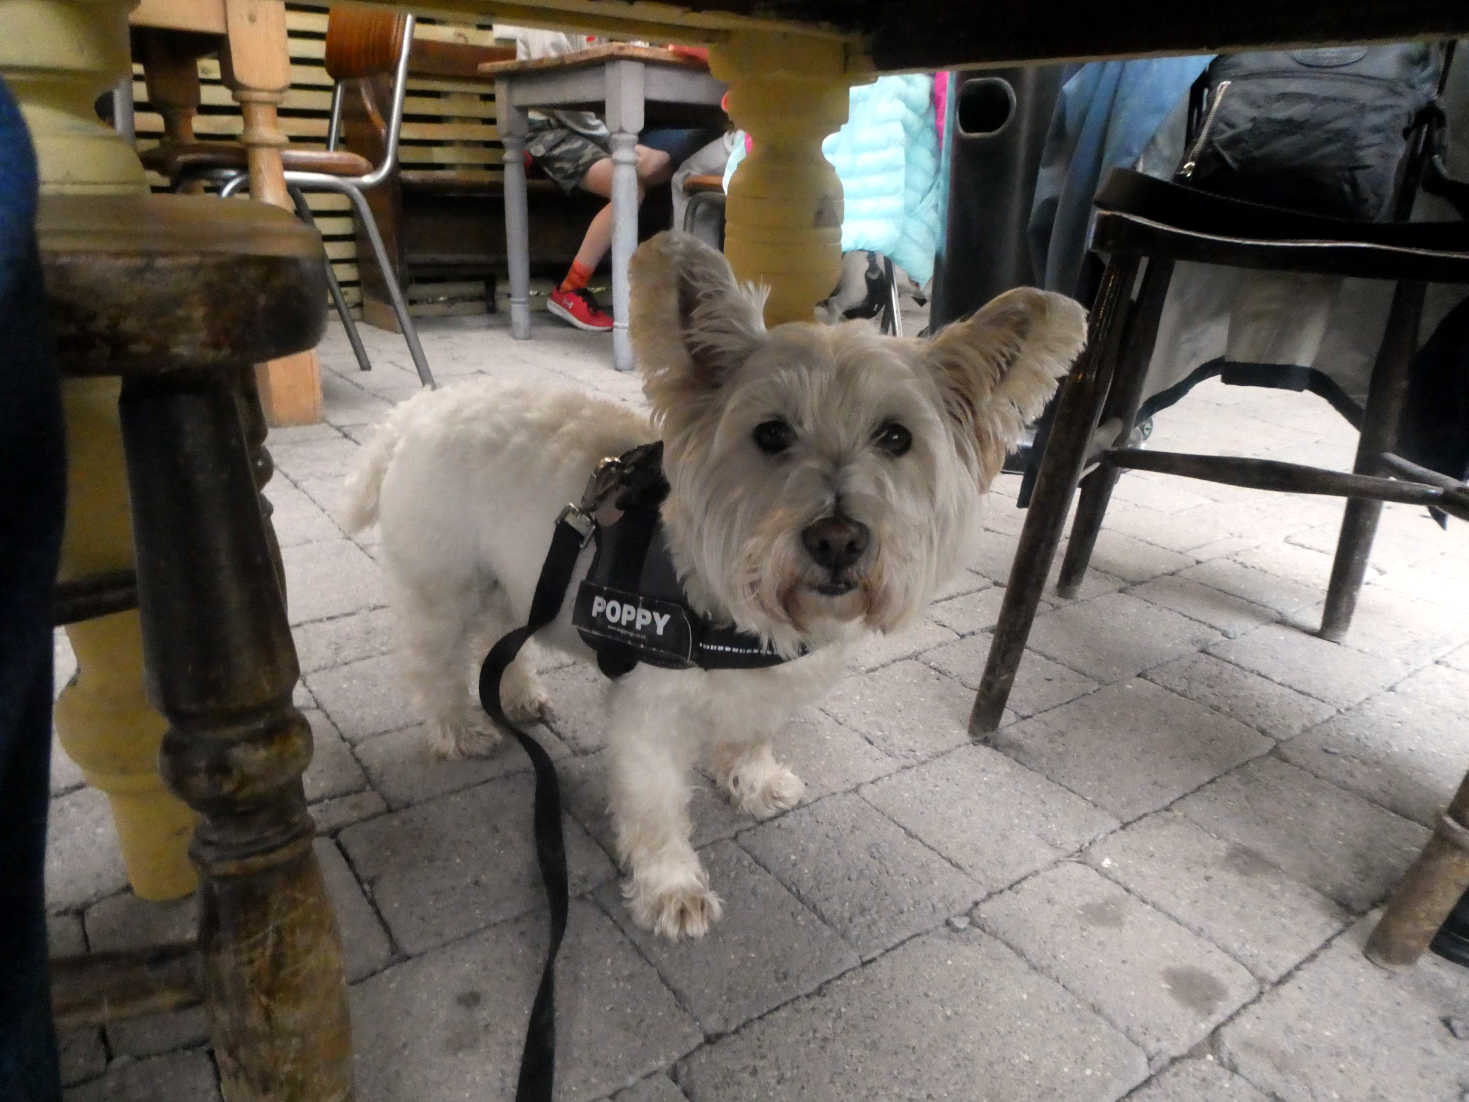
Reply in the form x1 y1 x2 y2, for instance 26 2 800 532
813 577 857 597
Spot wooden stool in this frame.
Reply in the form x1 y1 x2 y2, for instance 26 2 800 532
42 192 352 1100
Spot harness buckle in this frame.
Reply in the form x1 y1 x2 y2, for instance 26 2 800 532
580 455 631 527
556 503 597 548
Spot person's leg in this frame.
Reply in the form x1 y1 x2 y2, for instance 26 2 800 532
549 145 671 331
0 75 66 1102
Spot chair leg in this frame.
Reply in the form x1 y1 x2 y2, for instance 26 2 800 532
340 184 436 389
1366 766 1469 967
1320 280 1426 642
117 370 351 1099
1057 257 1174 597
288 187 372 374
970 255 1139 735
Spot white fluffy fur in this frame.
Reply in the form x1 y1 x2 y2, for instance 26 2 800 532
343 231 1085 939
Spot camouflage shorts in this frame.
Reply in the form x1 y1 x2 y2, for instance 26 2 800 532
525 117 609 194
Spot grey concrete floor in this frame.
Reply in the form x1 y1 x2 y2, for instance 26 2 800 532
48 303 1469 1100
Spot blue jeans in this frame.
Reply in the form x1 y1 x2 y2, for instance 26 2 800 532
0 74 66 1102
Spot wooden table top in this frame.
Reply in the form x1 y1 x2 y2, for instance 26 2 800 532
478 43 712 78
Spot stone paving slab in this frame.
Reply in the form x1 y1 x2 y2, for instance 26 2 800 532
1297 586 1469 666
597 840 858 1035
281 538 382 627
304 651 425 743
1086 811 1350 981
926 582 1021 636
849 617 959 671
1025 591 1222 685
63 1049 221 1102
310 789 388 835
608 1074 687 1102
1173 559 1325 616
45 785 128 912
1217 916 1469 1102
817 659 976 764
862 744 1117 894
266 476 343 548
290 606 397 676
979 862 1258 1061
1124 574 1279 639
351 901 701 1102
300 707 370 803
738 791 984 959
676 926 1147 1101
1143 652 1338 739
1278 670 1469 829
1173 756 1430 913
352 720 568 809
924 633 1099 718
1128 1056 1272 1101
339 773 615 953
1207 623 1414 710
84 893 205 1058
993 680 1273 821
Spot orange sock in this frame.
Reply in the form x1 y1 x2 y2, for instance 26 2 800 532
559 261 593 294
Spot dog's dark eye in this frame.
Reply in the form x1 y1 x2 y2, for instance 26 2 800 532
874 421 912 457
752 419 796 455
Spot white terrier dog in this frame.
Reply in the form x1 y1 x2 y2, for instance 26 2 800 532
342 231 1085 939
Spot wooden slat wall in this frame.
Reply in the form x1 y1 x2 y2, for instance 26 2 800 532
132 4 507 316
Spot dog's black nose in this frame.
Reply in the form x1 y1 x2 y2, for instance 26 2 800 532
801 515 870 571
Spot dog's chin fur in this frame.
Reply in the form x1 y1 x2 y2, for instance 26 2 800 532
342 231 1085 939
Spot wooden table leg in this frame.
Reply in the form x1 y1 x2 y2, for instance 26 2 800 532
118 368 350 1099
710 31 857 326
605 58 644 373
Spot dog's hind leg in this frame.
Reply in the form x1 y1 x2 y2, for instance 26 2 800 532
396 582 502 759
710 738 804 819
607 681 722 939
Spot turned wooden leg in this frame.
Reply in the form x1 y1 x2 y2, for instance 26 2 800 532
710 31 854 325
220 0 323 426
1320 280 1425 642
970 256 1137 735
53 377 197 901
500 100 532 341
117 370 350 1100
605 58 645 373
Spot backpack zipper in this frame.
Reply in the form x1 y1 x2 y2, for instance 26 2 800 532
1177 79 1232 180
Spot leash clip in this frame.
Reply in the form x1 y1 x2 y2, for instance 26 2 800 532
556 455 627 548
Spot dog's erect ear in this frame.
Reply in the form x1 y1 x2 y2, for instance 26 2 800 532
921 287 1087 484
630 231 768 420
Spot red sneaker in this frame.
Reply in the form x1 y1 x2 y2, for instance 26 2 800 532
548 285 613 332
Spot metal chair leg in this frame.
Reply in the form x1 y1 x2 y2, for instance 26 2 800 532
1056 257 1174 596
880 254 903 338
970 256 1138 735
339 184 436 389
1320 280 1426 641
288 187 372 374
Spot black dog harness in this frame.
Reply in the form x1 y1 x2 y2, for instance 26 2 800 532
477 443 794 1102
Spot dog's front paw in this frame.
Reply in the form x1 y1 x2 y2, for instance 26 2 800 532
714 744 806 819
428 714 502 760
624 871 724 940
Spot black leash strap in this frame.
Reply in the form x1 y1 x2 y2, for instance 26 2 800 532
477 509 589 1102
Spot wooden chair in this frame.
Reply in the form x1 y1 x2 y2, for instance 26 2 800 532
141 6 461 388
43 192 352 1099
970 68 1469 968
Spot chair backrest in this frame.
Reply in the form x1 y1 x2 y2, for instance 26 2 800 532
321 5 415 180
323 6 409 83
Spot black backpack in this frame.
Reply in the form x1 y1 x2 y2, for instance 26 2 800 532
1177 44 1445 220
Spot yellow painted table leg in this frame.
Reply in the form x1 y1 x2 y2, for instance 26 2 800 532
710 32 862 325
4 0 196 901
54 379 198 901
